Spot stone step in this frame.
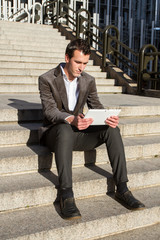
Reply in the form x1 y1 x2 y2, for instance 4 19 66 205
0 21 54 30
0 55 63 63
0 94 42 122
0 76 42 84
0 25 59 33
0 55 93 65
98 223 160 240
0 84 119 94
0 94 160 122
0 186 159 240
0 30 66 39
0 61 102 71
0 108 42 123
0 43 66 52
98 94 160 117
0 159 160 211
0 37 69 46
129 82 137 88
0 84 39 93
0 76 112 85
0 116 160 146
0 23 58 30
96 79 115 85
0 122 40 146
119 105 160 117
120 116 160 137
0 35 67 44
0 30 63 39
0 68 107 78
97 85 123 93
0 49 65 57
0 134 160 175
1 102 159 123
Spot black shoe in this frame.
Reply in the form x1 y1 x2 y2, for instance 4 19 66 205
115 190 145 210
60 197 81 220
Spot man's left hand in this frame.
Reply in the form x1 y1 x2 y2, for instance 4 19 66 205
105 116 119 128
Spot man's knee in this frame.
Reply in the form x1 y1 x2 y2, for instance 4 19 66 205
101 126 121 139
108 126 121 136
46 123 74 151
100 126 123 148
55 123 74 140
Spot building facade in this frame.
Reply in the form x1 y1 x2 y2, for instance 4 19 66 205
88 0 160 52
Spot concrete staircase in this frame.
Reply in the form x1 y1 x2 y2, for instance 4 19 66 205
0 20 122 94
0 21 160 240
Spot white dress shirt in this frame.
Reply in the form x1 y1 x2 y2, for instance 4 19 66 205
61 65 79 111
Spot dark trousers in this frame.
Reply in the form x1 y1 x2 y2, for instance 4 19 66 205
44 123 128 189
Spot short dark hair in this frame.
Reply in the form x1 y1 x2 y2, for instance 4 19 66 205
65 38 91 59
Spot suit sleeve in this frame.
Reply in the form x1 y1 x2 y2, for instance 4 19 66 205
86 77 104 109
39 76 71 124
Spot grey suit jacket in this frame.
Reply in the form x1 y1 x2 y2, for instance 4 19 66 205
38 63 104 142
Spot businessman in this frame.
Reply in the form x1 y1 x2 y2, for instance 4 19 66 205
38 38 145 220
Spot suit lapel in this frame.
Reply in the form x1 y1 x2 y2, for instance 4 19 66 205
74 74 87 114
54 65 70 112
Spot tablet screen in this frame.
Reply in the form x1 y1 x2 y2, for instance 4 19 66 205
84 109 121 125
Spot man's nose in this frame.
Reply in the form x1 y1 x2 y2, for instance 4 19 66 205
79 64 85 71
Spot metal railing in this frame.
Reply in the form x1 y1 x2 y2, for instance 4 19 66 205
42 0 160 94
137 45 160 93
101 27 160 94
8 8 30 23
2 2 42 23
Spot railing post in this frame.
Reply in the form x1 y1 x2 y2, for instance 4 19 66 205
102 30 107 71
56 0 60 26
76 9 91 40
102 25 119 71
87 14 91 43
137 44 158 94
137 48 144 94
76 12 80 38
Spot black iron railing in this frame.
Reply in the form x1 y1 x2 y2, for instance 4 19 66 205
137 45 160 93
43 0 160 94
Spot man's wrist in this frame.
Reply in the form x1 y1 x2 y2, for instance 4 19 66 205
65 115 75 124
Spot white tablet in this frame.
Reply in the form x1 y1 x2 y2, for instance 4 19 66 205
84 109 121 125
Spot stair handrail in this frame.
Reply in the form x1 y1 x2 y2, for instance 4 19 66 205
137 44 160 93
102 25 120 71
76 8 91 41
98 26 160 93
42 0 60 25
30 2 42 24
48 1 139 75
8 8 30 23
45 1 138 70
42 0 160 93
50 0 105 52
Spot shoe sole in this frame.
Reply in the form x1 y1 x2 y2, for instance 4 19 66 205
62 215 82 220
115 196 145 211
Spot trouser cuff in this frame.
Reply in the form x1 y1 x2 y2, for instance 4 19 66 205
116 182 129 194
60 187 74 200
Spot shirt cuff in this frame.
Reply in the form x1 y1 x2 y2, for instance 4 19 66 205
65 115 74 124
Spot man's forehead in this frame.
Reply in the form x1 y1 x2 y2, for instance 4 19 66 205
72 50 90 58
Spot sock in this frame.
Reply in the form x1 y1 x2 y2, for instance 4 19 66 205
117 182 129 194
60 188 74 200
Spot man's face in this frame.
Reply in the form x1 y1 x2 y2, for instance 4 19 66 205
64 50 90 81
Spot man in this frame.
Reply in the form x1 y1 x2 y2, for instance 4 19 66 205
38 38 145 220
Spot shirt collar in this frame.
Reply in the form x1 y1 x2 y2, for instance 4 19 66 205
60 64 77 83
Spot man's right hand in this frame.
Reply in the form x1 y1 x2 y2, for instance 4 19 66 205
66 115 93 130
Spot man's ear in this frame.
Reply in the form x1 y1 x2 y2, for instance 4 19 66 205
65 54 70 63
